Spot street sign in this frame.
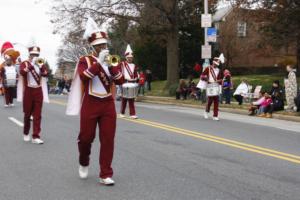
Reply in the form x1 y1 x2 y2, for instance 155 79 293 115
207 28 217 42
201 45 211 59
201 14 212 28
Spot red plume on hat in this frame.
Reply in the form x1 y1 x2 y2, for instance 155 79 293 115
1 42 20 63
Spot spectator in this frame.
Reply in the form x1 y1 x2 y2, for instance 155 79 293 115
176 79 188 100
248 91 265 115
138 71 146 96
145 69 152 91
269 80 284 111
193 62 202 75
233 79 249 105
187 77 199 99
294 91 300 112
284 65 298 111
57 78 65 95
221 69 233 104
258 93 273 118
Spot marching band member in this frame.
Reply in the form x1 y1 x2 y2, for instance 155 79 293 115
18 41 49 144
119 44 139 119
202 56 223 121
0 42 19 107
66 18 124 186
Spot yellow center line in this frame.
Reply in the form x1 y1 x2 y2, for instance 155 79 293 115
50 99 300 164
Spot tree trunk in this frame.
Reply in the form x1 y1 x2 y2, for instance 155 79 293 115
165 1 179 88
297 33 300 71
166 30 179 87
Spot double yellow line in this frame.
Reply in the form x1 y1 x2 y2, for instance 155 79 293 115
122 118 300 164
50 99 300 164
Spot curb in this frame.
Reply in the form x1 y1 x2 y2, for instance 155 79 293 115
137 96 300 123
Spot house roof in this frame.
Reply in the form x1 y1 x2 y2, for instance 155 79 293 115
213 5 233 22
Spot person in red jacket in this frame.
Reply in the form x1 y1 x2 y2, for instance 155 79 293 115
202 57 223 121
66 18 124 186
19 43 49 144
138 70 145 96
119 44 139 119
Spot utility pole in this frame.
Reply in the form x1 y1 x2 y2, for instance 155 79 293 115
204 0 208 46
201 0 211 68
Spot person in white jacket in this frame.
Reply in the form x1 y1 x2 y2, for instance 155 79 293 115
233 79 249 105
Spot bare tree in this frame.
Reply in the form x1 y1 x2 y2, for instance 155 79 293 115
50 0 215 87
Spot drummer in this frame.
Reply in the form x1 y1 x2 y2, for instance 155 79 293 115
202 56 223 121
0 42 20 107
119 44 139 119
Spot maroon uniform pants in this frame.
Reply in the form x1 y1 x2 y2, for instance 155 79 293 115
120 98 136 116
78 95 116 179
206 96 219 117
4 87 15 105
23 87 43 139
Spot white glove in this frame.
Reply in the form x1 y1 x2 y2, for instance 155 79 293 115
98 49 110 65
32 57 38 65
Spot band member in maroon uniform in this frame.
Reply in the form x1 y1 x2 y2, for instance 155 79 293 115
66 18 124 186
119 44 139 119
0 42 20 107
18 43 49 144
202 56 223 121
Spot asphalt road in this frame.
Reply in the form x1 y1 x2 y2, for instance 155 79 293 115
0 95 300 200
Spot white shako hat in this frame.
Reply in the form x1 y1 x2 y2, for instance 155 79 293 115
83 17 108 46
124 44 133 58
27 37 40 55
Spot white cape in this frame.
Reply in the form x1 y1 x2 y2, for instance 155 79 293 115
66 63 83 116
17 75 49 103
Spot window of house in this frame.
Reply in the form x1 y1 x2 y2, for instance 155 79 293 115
237 21 247 37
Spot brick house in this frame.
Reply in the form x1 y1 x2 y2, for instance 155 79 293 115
213 6 297 72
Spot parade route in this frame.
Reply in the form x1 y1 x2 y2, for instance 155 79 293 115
0 95 300 200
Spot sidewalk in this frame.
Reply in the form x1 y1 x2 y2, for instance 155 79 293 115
137 96 300 123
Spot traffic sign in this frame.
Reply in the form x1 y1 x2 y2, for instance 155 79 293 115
201 45 211 59
201 14 212 28
207 28 217 42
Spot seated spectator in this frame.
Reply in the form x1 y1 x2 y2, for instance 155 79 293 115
233 79 249 105
258 93 273 118
187 78 199 99
248 91 265 115
269 80 284 111
176 79 188 100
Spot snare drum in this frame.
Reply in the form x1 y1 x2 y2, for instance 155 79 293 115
206 83 220 97
4 67 17 87
122 83 139 98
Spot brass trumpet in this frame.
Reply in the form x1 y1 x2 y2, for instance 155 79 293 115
35 58 45 67
105 55 120 67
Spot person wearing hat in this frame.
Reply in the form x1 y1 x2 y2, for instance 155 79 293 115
0 42 20 107
119 44 139 119
66 18 124 186
18 41 49 144
202 56 223 121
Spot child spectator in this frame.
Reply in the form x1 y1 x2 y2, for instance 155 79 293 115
138 71 146 96
258 93 273 118
248 91 265 115
222 69 233 104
